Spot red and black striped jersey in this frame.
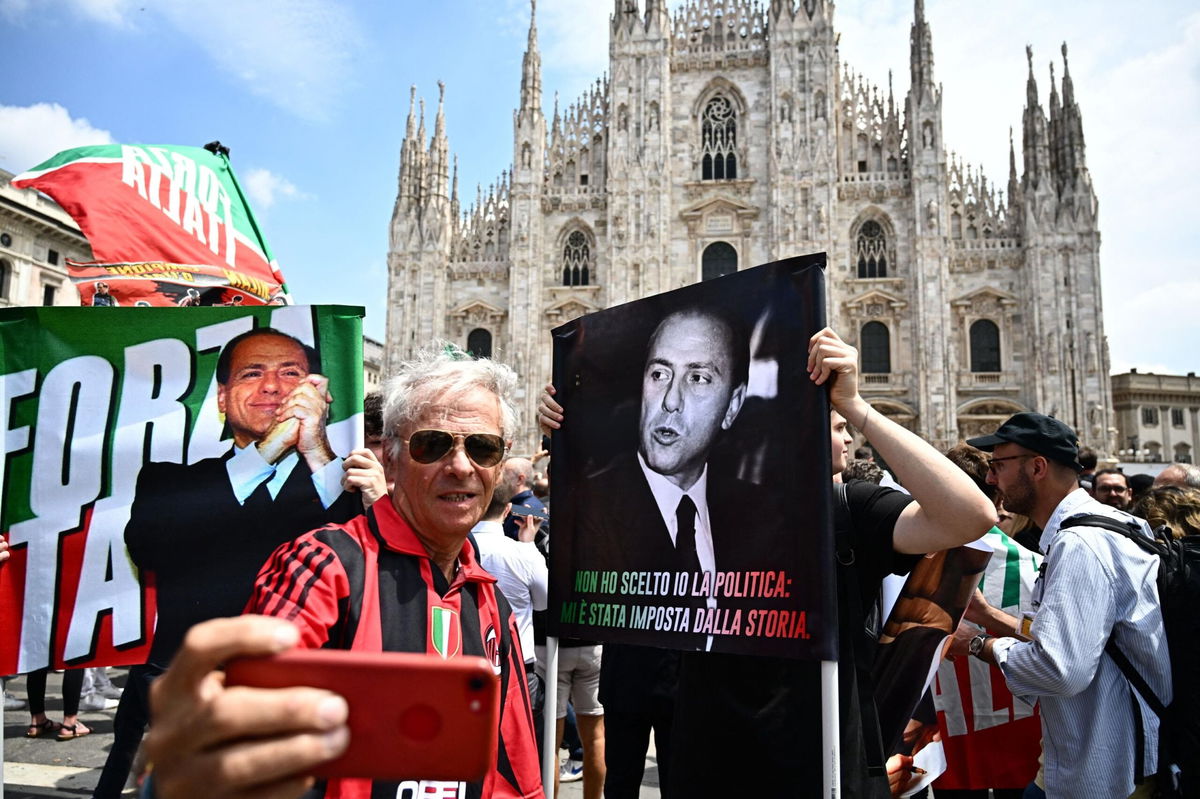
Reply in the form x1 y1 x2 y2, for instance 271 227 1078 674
249 499 543 799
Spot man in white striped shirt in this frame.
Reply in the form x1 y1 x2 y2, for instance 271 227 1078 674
958 413 1172 799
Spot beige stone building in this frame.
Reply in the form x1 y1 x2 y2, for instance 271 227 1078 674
0 168 86 308
1111 371 1200 465
385 0 1111 453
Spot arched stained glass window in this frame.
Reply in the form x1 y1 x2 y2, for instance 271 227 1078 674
562 230 591 286
855 220 888 278
701 97 738 180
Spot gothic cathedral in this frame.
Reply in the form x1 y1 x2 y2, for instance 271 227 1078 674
385 0 1112 454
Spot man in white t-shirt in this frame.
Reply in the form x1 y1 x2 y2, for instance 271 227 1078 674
472 474 549 762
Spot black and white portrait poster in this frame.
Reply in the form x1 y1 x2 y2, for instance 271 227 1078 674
547 254 836 659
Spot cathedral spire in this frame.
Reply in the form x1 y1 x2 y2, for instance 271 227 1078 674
887 69 897 122
1060 42 1076 109
1008 127 1020 204
1021 45 1051 193
909 0 936 105
519 0 542 120
1047 60 1063 186
434 80 446 142
405 85 417 140
428 81 449 201
417 97 427 146
1025 45 1038 110
1061 43 1086 162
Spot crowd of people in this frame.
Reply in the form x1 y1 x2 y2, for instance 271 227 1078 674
0 323 1192 799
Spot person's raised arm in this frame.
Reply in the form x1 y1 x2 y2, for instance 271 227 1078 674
807 328 996 554
145 616 349 799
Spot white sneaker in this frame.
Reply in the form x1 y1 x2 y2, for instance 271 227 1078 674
79 692 119 712
559 757 584 783
3 691 26 711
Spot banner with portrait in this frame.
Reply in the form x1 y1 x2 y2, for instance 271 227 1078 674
0 305 364 673
547 254 836 659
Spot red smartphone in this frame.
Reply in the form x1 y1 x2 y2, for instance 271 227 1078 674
224 649 499 782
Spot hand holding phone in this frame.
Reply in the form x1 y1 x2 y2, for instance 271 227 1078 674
225 649 499 782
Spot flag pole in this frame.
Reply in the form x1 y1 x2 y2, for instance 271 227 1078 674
822 659 840 798
543 635 559 795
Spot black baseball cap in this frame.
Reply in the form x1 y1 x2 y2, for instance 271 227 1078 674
966 412 1083 472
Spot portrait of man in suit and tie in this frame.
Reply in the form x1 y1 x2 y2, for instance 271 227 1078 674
577 307 768 573
569 305 792 651
550 257 833 657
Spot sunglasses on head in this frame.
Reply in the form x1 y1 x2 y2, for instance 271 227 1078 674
402 429 507 468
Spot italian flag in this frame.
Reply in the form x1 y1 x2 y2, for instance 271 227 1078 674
13 143 288 305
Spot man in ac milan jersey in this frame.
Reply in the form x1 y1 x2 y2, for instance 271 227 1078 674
141 349 543 799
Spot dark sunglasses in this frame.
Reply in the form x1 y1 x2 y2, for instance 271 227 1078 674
402 429 507 467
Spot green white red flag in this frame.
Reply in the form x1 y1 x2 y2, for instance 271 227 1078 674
12 143 289 306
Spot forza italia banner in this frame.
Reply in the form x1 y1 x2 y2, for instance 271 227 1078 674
0 305 363 673
13 143 288 306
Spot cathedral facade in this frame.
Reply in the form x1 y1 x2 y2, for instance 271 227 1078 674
385 0 1112 454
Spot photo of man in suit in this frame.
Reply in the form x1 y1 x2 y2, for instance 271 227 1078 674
576 308 747 570
93 327 361 799
570 307 787 652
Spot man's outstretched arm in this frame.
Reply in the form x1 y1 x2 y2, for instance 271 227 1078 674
145 616 349 799
807 327 996 554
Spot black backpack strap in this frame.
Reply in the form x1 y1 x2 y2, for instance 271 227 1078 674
1067 513 1172 785
1062 513 1158 556
1063 514 1170 713
1105 635 1169 719
835 481 887 777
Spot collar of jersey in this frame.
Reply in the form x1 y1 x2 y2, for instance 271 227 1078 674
368 499 495 583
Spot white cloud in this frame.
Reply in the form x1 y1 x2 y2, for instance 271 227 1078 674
0 103 114 172
0 0 31 23
68 0 134 26
242 167 308 211
7 0 362 121
150 0 363 121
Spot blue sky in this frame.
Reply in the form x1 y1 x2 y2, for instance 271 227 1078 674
1 0 1197 375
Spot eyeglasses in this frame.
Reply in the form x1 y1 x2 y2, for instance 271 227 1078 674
402 429 507 468
986 454 1034 473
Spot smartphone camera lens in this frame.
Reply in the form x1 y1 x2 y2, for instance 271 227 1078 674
468 676 486 692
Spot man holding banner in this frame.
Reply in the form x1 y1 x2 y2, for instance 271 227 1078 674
94 326 362 799
139 347 542 799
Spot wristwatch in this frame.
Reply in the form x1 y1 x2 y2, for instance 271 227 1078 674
968 633 989 657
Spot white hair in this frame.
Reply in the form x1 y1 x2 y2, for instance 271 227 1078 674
381 345 519 460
